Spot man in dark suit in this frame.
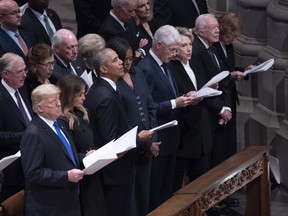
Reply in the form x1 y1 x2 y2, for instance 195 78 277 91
99 0 147 58
153 0 208 29
51 29 85 80
20 84 85 216
20 0 62 46
73 0 111 38
192 14 232 133
84 48 152 216
192 14 240 209
0 0 35 59
137 25 196 210
0 53 33 202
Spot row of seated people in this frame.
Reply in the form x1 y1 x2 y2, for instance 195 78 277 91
0 1 250 216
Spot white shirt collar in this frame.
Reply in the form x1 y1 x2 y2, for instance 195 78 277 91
1 79 17 94
100 76 117 91
149 49 163 67
197 35 210 49
30 7 48 20
110 10 126 30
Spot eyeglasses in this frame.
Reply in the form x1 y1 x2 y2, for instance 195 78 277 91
38 61 56 69
162 43 179 56
3 68 28 76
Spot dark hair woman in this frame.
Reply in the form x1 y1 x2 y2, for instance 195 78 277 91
57 75 107 216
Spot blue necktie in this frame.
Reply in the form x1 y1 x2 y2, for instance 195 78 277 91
53 121 77 166
161 63 177 96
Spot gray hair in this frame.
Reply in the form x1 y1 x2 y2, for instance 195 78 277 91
111 0 132 6
78 34 105 58
0 53 23 76
92 48 114 75
51 29 76 49
31 84 61 113
152 25 181 46
194 13 216 34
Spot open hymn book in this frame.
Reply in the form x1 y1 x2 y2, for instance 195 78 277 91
0 151 21 171
83 126 138 175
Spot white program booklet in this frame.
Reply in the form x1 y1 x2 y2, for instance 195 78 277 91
202 71 229 88
83 126 138 175
244 58 274 75
150 120 178 132
0 151 21 171
194 87 222 99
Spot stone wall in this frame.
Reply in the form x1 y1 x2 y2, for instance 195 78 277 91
209 0 288 188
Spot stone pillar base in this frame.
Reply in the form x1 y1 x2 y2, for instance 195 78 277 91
245 103 280 146
271 120 288 188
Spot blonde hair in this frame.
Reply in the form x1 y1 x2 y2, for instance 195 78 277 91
31 84 60 113
134 0 153 25
78 33 105 58
176 27 194 42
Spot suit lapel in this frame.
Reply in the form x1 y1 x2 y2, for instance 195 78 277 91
25 8 50 44
71 58 85 76
184 0 199 16
173 60 196 92
0 83 29 126
47 9 62 30
38 117 79 167
148 54 178 97
109 15 129 38
215 42 235 71
0 29 25 57
19 87 33 116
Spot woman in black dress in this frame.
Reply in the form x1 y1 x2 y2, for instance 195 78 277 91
57 75 107 216
134 0 155 53
107 37 160 216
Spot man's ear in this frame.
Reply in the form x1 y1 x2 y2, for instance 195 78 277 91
198 30 204 37
114 4 121 13
36 104 44 113
99 65 107 75
155 41 162 51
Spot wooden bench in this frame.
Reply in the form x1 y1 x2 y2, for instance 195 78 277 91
148 146 271 216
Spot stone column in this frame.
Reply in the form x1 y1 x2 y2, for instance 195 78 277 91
207 0 227 16
226 0 238 13
264 0 288 189
233 0 271 150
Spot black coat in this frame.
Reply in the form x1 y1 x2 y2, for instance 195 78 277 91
171 60 213 158
0 82 33 201
153 0 208 29
99 14 140 52
20 116 83 216
20 8 62 45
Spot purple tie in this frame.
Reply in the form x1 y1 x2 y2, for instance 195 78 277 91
15 90 30 126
